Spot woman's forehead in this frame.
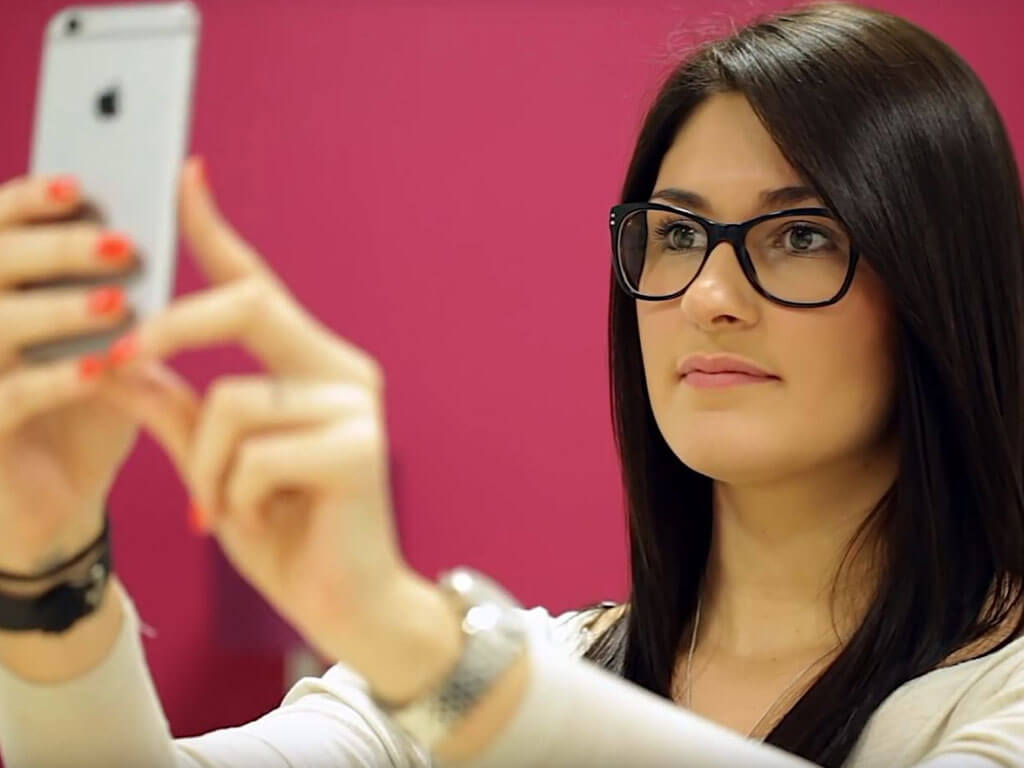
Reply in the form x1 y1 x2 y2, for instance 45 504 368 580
654 94 812 218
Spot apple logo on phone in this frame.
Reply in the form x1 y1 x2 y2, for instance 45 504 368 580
95 85 120 119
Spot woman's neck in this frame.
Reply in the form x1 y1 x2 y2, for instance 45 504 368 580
697 438 898 661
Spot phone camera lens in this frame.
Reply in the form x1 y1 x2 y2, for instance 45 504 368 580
66 16 81 34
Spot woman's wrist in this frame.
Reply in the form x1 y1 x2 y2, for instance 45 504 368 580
0 519 108 596
0 502 106 576
327 569 464 707
0 575 122 683
0 510 112 634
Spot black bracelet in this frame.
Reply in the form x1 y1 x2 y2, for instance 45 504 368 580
0 517 113 634
0 517 109 582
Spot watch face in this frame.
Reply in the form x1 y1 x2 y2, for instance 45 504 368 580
388 598 529 751
382 567 530 752
443 567 522 610
464 603 504 633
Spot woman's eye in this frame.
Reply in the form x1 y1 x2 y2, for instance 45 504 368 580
656 223 703 250
669 227 693 248
784 225 833 252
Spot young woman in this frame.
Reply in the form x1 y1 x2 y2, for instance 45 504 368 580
0 2 1022 766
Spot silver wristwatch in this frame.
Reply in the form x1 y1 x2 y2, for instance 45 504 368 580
379 567 528 752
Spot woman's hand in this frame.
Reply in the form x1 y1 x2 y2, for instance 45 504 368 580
100 159 461 702
0 175 140 575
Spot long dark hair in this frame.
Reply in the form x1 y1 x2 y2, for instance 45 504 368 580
581 2 1024 765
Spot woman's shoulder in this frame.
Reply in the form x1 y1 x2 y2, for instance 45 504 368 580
516 600 627 659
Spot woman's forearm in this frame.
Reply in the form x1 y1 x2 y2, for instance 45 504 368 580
0 577 122 683
0 578 178 768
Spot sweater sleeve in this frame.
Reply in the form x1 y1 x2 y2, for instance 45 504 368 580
442 612 821 768
0 579 178 768
0 580 431 768
445 611 1024 768
909 647 1024 768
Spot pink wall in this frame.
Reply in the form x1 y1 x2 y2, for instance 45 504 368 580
0 0 1021 739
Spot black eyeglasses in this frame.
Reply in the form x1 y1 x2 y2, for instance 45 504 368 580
609 202 860 308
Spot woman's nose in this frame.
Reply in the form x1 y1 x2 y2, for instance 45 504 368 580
678 241 759 327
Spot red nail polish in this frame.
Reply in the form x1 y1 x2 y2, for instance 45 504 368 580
46 175 78 203
194 156 207 187
188 499 208 534
78 354 105 380
87 286 125 315
96 232 134 264
107 331 140 367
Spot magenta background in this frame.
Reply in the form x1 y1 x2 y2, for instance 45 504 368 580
0 0 1021 739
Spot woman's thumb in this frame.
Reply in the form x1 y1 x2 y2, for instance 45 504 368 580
97 361 200 489
178 156 268 285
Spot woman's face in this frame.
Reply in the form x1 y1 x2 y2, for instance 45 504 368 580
637 91 897 485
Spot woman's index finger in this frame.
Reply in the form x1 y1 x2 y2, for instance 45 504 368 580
125 278 381 387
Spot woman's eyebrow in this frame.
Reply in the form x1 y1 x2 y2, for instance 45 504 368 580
650 185 823 211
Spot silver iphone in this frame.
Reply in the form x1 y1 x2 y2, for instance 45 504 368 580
25 1 200 361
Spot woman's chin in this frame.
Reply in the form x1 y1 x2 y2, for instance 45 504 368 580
670 433 800 485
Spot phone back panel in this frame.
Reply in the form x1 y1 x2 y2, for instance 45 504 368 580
26 2 199 361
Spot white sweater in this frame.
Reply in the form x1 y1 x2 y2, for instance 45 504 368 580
0 579 1023 768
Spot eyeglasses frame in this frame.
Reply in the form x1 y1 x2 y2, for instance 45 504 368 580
609 202 860 308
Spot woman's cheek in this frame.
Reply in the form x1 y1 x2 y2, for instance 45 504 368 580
805 347 896 459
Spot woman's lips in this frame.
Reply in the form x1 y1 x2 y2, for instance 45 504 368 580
682 371 779 388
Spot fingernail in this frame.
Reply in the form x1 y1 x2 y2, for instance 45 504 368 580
194 156 208 187
87 286 125 315
46 175 78 203
188 499 208 534
77 354 105 380
107 331 140 367
96 232 134 264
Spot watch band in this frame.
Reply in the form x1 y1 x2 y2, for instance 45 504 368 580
382 567 528 752
0 518 112 633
